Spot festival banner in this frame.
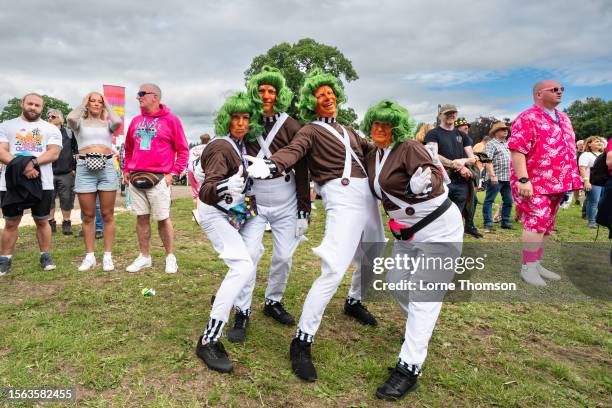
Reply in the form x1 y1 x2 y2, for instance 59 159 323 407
102 84 125 143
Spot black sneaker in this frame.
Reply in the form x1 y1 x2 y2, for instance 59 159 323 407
226 311 249 343
344 299 378 326
95 230 104 240
0 256 11 275
195 336 233 373
375 364 419 401
464 227 483 238
501 224 514 230
263 301 295 325
62 220 72 235
48 219 57 233
289 338 317 382
40 252 56 271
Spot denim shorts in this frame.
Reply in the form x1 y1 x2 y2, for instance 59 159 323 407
74 158 118 193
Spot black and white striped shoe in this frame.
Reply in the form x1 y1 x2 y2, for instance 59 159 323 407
195 336 233 373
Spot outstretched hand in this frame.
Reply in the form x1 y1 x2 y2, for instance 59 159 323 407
244 155 272 179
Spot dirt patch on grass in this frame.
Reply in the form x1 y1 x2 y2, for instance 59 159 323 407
1 280 64 305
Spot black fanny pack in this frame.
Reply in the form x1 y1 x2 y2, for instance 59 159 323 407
130 172 164 189
389 198 453 241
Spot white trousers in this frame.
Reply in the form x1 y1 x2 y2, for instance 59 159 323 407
234 174 302 311
297 177 385 337
198 203 264 325
387 200 463 368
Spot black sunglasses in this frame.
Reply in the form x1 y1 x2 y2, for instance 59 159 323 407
541 86 565 93
137 91 156 97
48 115 57 119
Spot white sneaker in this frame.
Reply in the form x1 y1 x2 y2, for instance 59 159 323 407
78 255 97 272
537 262 561 281
126 255 152 273
165 254 178 274
103 255 115 271
520 264 547 287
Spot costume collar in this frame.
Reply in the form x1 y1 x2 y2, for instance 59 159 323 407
316 116 336 124
263 112 281 124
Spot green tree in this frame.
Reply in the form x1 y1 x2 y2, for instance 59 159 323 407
564 97 612 140
244 38 360 127
468 116 512 143
0 95 72 123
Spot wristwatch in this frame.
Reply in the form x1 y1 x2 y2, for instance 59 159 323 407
518 177 529 183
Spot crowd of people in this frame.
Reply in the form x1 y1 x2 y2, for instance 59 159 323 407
0 70 611 401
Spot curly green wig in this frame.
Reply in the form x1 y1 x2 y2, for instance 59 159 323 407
360 100 416 145
246 65 293 115
297 67 347 123
214 91 263 141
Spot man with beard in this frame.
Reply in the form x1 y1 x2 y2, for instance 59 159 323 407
0 93 62 274
224 66 309 343
246 68 385 382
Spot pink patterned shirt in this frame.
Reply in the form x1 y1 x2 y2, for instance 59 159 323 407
508 104 582 194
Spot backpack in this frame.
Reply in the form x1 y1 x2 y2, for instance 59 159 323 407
590 153 610 187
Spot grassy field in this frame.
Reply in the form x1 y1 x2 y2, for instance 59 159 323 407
0 193 610 407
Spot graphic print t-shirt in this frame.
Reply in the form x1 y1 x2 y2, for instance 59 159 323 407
0 117 62 190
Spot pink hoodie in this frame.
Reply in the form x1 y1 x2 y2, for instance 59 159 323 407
124 104 189 175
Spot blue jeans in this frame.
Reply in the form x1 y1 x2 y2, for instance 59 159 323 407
585 185 603 223
482 180 513 227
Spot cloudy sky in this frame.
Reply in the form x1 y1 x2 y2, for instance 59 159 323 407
2 0 611 143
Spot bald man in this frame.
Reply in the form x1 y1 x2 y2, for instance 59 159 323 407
507 80 582 286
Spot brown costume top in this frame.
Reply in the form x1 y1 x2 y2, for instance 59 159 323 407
365 140 444 212
270 120 374 185
245 114 310 213
199 137 247 206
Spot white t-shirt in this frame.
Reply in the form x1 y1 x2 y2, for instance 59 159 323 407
0 116 62 190
578 151 600 169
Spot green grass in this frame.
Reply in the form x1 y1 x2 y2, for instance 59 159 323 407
0 193 610 407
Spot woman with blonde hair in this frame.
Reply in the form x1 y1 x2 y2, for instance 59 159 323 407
67 92 122 270
578 136 605 228
415 123 434 144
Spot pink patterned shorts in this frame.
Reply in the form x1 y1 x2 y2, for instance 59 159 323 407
513 193 564 235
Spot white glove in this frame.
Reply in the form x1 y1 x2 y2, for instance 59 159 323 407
295 211 310 237
244 155 276 179
409 166 433 196
192 158 205 183
216 165 245 201
424 142 451 185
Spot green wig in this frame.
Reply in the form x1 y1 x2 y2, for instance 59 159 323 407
297 67 347 123
246 65 293 115
360 100 416 145
214 91 263 141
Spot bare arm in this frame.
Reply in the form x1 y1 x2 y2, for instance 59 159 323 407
511 150 532 199
607 151 612 168
36 145 61 165
0 143 13 165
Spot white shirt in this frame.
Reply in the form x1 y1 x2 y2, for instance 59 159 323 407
0 116 62 190
578 151 600 169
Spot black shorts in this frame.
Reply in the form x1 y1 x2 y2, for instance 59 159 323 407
51 172 76 210
0 190 54 220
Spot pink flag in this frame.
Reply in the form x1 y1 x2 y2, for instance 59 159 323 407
103 85 125 142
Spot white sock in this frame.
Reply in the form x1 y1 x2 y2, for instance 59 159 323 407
86 252 95 259
104 252 112 259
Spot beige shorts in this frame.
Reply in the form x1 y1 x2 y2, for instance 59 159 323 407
129 179 171 220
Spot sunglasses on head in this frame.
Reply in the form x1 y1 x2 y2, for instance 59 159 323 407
137 91 155 97
541 86 565 93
